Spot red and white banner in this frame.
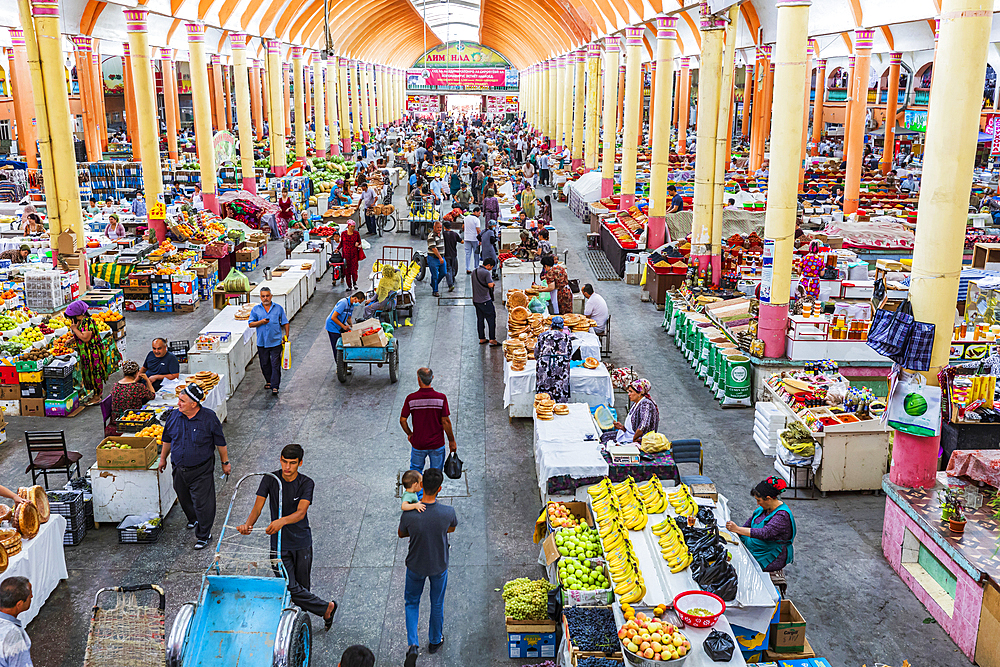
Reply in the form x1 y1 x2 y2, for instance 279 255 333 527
406 95 440 113
407 68 508 89
485 95 518 114
986 113 1000 155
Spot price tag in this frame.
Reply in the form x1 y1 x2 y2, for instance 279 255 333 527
149 202 166 220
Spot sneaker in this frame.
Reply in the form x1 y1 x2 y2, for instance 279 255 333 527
186 521 198 530
194 535 212 550
448 285 456 292
428 638 444 654
405 645 419 667
432 292 440 297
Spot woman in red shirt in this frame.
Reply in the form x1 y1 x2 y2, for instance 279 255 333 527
337 221 364 290
277 188 295 228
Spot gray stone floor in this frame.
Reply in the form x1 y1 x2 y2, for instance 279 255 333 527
5 184 964 667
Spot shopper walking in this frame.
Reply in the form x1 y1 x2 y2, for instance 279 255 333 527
441 221 462 293
0 577 33 667
478 216 499 271
249 287 290 396
238 444 338 630
472 257 498 345
426 221 446 298
399 368 457 473
463 208 481 274
337 220 363 291
159 384 230 550
398 468 458 666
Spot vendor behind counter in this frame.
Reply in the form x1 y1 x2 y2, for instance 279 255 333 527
726 476 796 573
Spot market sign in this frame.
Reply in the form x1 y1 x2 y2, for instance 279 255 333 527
485 95 518 114
412 42 512 69
213 131 238 170
406 95 440 113
904 109 928 133
985 113 1000 155
406 68 517 91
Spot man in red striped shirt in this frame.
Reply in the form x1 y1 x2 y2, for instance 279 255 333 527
399 367 457 473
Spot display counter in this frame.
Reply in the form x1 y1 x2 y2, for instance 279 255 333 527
500 261 544 302
599 224 633 277
503 360 614 418
90 458 177 526
290 241 329 279
0 514 68 626
147 374 228 422
251 277 304 320
189 306 258 398
499 227 558 253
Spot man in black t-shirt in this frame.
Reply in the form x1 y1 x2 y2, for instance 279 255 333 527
141 338 180 390
666 185 684 214
238 444 337 629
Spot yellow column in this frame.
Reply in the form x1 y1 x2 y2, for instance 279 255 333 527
338 56 351 152
880 53 903 173
759 0 811 358
376 63 385 129
159 49 179 162
648 17 678 247
677 58 691 154
314 55 327 158
265 40 287 176
691 9 724 265
6 37 38 170
584 44 602 170
555 57 565 150
601 37 621 198
251 60 264 141
291 46 305 159
351 60 362 144
122 44 140 160
549 59 559 148
893 0 995 487
620 27 644 212
844 29 874 215
124 8 164 232
811 58 826 155
571 50 585 168
326 57 340 156
230 33 256 193
562 54 574 154
711 6 738 282
186 23 219 208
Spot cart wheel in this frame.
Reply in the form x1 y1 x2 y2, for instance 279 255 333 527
389 347 399 384
336 350 348 384
165 602 197 667
273 609 311 667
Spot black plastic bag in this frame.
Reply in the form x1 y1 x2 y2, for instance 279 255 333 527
443 452 463 479
704 629 735 662
703 563 739 601
697 506 717 527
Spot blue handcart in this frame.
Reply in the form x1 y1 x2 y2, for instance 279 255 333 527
336 337 399 384
165 473 311 667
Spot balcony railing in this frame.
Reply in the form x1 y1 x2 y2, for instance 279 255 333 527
827 88 847 102
914 88 930 105
879 90 907 105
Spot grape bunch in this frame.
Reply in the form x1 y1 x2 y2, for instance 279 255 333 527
576 658 626 667
502 578 554 621
564 606 618 653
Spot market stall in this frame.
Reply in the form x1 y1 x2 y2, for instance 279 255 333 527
503 360 614 417
188 306 258 398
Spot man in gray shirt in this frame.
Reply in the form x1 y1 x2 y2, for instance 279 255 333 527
399 468 457 666
471 257 497 345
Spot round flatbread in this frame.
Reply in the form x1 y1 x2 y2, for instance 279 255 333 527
18 486 48 523
13 503 38 539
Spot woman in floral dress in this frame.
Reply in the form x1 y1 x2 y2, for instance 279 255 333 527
538 255 573 315
66 300 117 405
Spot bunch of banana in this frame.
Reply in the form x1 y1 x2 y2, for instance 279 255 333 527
652 516 693 573
606 540 646 604
667 484 698 517
589 479 622 527
612 477 648 530
637 475 667 513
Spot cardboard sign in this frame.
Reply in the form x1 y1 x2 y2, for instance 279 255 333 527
149 202 166 220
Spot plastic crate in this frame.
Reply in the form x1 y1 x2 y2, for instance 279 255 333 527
116 413 155 431
46 489 84 516
43 361 76 379
117 518 163 544
63 522 87 546
44 377 76 400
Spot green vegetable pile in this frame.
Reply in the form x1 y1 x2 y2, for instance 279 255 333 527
309 156 357 193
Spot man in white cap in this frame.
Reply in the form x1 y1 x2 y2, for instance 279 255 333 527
158 384 231 550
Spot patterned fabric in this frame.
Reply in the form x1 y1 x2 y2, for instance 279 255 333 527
74 317 113 399
799 253 824 298
543 263 573 315
0 250 24 264
90 262 135 287
109 380 154 419
534 328 572 402
483 196 500 223
514 235 537 260
629 378 652 396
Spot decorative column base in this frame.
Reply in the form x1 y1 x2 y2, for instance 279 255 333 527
202 192 219 214
647 216 666 247
619 193 636 211
758 302 788 358
571 158 583 170
330 142 340 156
601 178 614 198
273 166 287 177
341 139 351 154
149 218 167 245
241 177 256 194
710 253 722 287
316 148 326 158
362 131 369 142
549 138 556 149
890 432 940 488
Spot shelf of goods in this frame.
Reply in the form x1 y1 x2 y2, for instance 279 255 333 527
188 305 258 398
763 376 891 493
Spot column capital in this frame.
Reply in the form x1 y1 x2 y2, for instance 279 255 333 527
291 46 303 59
655 16 679 39
624 26 644 45
848 54 855 67
123 42 131 56
29 0 59 18
698 3 726 30
604 35 621 52
854 28 875 51
230 33 248 51
8 29 24 47
889 52 903 65
186 22 206 41
210 54 221 66
123 8 149 32
680 57 691 67
338 56 348 66
266 39 281 55
587 43 602 58
71 36 93 51
815 58 827 68
934 17 941 42
159 48 173 61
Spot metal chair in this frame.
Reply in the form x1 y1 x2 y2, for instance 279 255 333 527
670 439 714 489
374 291 399 328
24 430 83 489
596 314 612 358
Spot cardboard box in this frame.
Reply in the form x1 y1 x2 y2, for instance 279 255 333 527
0 364 16 385
361 328 388 347
124 299 150 312
19 398 44 417
18 371 42 384
96 436 157 469
0 386 19 401
506 620 557 659
57 231 77 256
123 287 151 298
543 501 595 535
770 599 807 653
44 391 79 417
341 318 381 348
0 400 20 416
625 273 641 285
764 637 816 661
174 303 197 313
20 383 44 399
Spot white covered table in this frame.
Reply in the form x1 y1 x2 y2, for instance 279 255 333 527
189 306 258 398
503 360 615 417
500 261 544 302
251 277 304 320
90 458 177 525
0 514 68 626
571 332 601 360
533 403 608 499
148 374 228 422
291 241 329 279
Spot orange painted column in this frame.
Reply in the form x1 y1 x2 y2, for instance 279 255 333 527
844 29 874 215
283 62 292 141
71 37 99 162
748 49 765 167
258 60 269 125
6 31 38 169
617 64 626 134
761 55 775 163
672 70 680 137
752 47 773 171
678 57 691 154
91 44 109 150
159 49 179 161
880 52 903 174
740 64 753 139
222 62 233 130
210 55 225 131
811 58 826 155
251 60 264 141
843 55 855 163
123 43 140 161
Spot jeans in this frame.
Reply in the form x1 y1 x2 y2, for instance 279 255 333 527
427 255 444 294
464 243 479 272
328 330 341 355
404 568 448 647
172 458 216 540
444 255 457 288
474 300 496 341
410 445 446 473
259 344 283 390
365 211 378 235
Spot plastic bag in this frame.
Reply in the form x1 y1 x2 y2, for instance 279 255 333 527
528 297 547 313
704 629 736 662
886 370 942 437
443 452 463 479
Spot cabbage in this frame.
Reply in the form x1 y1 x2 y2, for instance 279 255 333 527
223 268 250 292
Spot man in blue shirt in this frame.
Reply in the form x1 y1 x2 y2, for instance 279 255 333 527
249 288 290 396
158 384 230 550
326 291 365 374
141 338 180 390
667 185 684 214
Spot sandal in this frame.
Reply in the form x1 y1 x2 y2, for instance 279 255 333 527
479 339 488 344
271 389 279 396
324 601 338 631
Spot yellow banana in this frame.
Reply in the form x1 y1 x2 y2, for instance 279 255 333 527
619 583 646 605
670 553 693 573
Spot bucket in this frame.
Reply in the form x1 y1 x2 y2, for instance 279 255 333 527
698 329 721 377
706 337 728 386
716 348 742 400
712 343 737 392
721 354 753 407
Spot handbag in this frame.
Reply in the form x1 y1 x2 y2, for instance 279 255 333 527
900 319 936 372
443 452 463 479
866 300 915 362
568 279 580 294
886 370 942 437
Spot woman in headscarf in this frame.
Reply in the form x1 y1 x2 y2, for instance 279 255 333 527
514 229 538 260
105 213 126 240
521 182 538 219
539 195 553 225
601 379 660 444
534 316 573 403
536 255 572 315
109 360 155 420
277 187 295 229
482 188 500 226
66 300 117 405
362 265 402 319
337 220 363 291
726 477 797 572
329 179 351 207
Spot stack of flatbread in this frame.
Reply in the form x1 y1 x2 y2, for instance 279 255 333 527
177 371 221 396
508 306 530 336
507 290 529 309
233 304 254 321
535 397 555 420
559 313 596 332
583 357 600 369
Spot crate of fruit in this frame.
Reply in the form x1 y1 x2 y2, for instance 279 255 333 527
46 489 84 519
116 410 156 431
562 606 622 658
117 515 163 544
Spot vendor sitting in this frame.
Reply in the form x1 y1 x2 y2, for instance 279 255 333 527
329 179 351 207
105 214 126 240
110 360 156 422
362 265 402 319
0 245 30 264
725 476 796 573
514 229 538 260
601 379 659 444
